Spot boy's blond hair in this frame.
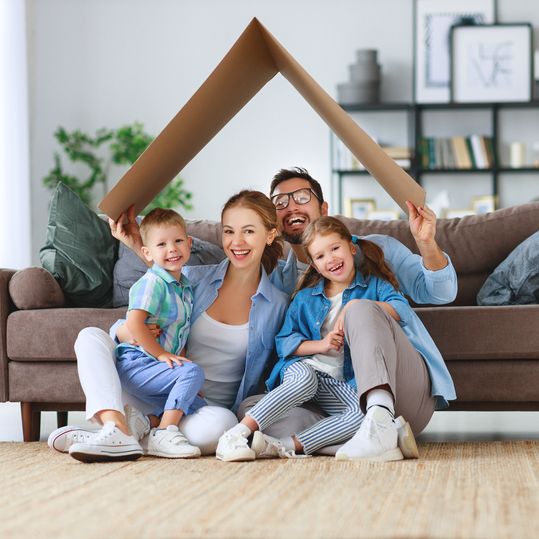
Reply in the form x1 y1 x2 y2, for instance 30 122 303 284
139 208 187 244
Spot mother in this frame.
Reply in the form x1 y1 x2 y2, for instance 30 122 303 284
48 190 289 460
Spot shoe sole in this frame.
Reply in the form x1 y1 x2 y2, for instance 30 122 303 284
396 418 419 459
216 451 256 462
335 447 404 462
147 450 201 459
69 449 143 463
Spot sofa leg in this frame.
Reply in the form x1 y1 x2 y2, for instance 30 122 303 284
21 402 41 442
57 411 68 429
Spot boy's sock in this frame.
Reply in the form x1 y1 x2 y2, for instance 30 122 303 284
366 388 395 417
227 422 252 438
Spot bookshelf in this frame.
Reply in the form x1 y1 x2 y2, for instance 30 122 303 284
332 101 539 215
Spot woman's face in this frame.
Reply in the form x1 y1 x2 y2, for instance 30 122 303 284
221 206 276 271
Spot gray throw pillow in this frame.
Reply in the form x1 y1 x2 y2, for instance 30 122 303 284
112 235 225 307
39 183 118 308
477 230 539 305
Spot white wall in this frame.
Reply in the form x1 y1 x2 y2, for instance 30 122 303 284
26 0 539 262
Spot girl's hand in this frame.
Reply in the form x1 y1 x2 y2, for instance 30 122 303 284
320 329 344 354
406 201 437 245
157 352 192 369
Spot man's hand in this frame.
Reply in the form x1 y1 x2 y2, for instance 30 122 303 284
109 204 143 252
406 201 437 245
319 329 344 354
157 352 192 369
405 201 447 270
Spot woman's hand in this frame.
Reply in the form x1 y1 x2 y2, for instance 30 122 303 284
117 322 161 345
108 204 143 253
319 328 344 354
157 352 192 369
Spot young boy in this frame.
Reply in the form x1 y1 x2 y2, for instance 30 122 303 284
115 208 205 458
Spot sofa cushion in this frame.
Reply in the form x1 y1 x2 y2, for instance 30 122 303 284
7 308 127 361
476 230 539 306
415 305 539 360
39 183 118 308
112 234 225 307
9 267 65 309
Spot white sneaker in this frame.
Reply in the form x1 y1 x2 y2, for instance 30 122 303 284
147 426 201 459
394 416 419 459
68 421 143 463
124 404 151 441
47 425 97 453
251 431 307 459
216 430 255 462
335 406 404 462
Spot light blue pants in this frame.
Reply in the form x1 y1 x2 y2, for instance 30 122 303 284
116 348 206 417
247 362 363 454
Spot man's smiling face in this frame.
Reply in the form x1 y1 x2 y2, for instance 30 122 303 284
271 177 328 244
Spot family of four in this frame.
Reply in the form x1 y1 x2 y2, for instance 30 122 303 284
48 167 457 463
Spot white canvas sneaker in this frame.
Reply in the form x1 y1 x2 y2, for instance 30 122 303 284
394 416 419 459
251 431 307 459
216 430 255 462
47 426 98 453
124 404 151 441
146 426 201 458
335 406 404 462
68 421 143 463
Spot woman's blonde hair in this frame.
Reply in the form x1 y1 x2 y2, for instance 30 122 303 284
294 216 400 295
221 190 284 275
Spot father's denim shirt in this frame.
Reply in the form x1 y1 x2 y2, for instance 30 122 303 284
267 269 457 410
270 234 458 305
183 259 289 412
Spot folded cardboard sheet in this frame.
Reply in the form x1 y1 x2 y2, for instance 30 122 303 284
99 18 425 220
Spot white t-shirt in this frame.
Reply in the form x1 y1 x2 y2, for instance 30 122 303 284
187 311 249 409
303 291 345 380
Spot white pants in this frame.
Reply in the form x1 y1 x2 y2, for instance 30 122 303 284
74 327 238 455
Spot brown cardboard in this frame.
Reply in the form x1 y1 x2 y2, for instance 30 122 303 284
99 18 425 220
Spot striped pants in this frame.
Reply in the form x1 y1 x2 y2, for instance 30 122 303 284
247 361 363 455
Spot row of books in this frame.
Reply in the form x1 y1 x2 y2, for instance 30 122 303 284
333 138 412 170
418 135 495 170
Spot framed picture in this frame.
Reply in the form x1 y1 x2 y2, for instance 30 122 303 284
445 208 476 218
345 198 376 219
367 209 401 221
414 0 496 103
450 24 534 103
472 195 496 214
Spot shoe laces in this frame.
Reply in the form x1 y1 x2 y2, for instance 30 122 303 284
223 432 249 450
67 431 92 444
94 421 117 442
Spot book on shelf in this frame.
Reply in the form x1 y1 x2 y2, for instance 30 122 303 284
418 135 494 170
333 138 412 170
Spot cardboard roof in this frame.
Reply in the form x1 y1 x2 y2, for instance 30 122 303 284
99 18 425 220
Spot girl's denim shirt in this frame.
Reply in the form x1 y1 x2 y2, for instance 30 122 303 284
267 264 456 410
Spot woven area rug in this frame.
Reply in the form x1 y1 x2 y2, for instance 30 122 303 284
1 441 539 539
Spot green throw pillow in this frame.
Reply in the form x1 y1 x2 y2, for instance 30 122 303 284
39 183 118 307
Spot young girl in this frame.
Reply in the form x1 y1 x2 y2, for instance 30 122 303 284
216 216 415 462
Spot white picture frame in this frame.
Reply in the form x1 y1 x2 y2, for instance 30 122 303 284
451 24 533 103
414 0 496 103
472 195 496 214
345 198 376 219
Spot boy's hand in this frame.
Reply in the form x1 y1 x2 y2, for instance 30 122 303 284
157 352 192 369
319 329 344 354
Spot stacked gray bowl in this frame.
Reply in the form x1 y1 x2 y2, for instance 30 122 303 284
337 49 381 104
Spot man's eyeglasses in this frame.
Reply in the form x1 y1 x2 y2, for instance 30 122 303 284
271 188 321 211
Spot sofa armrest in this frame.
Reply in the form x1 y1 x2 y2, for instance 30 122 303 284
0 269 17 402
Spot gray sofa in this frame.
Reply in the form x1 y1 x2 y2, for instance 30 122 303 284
3 205 539 441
